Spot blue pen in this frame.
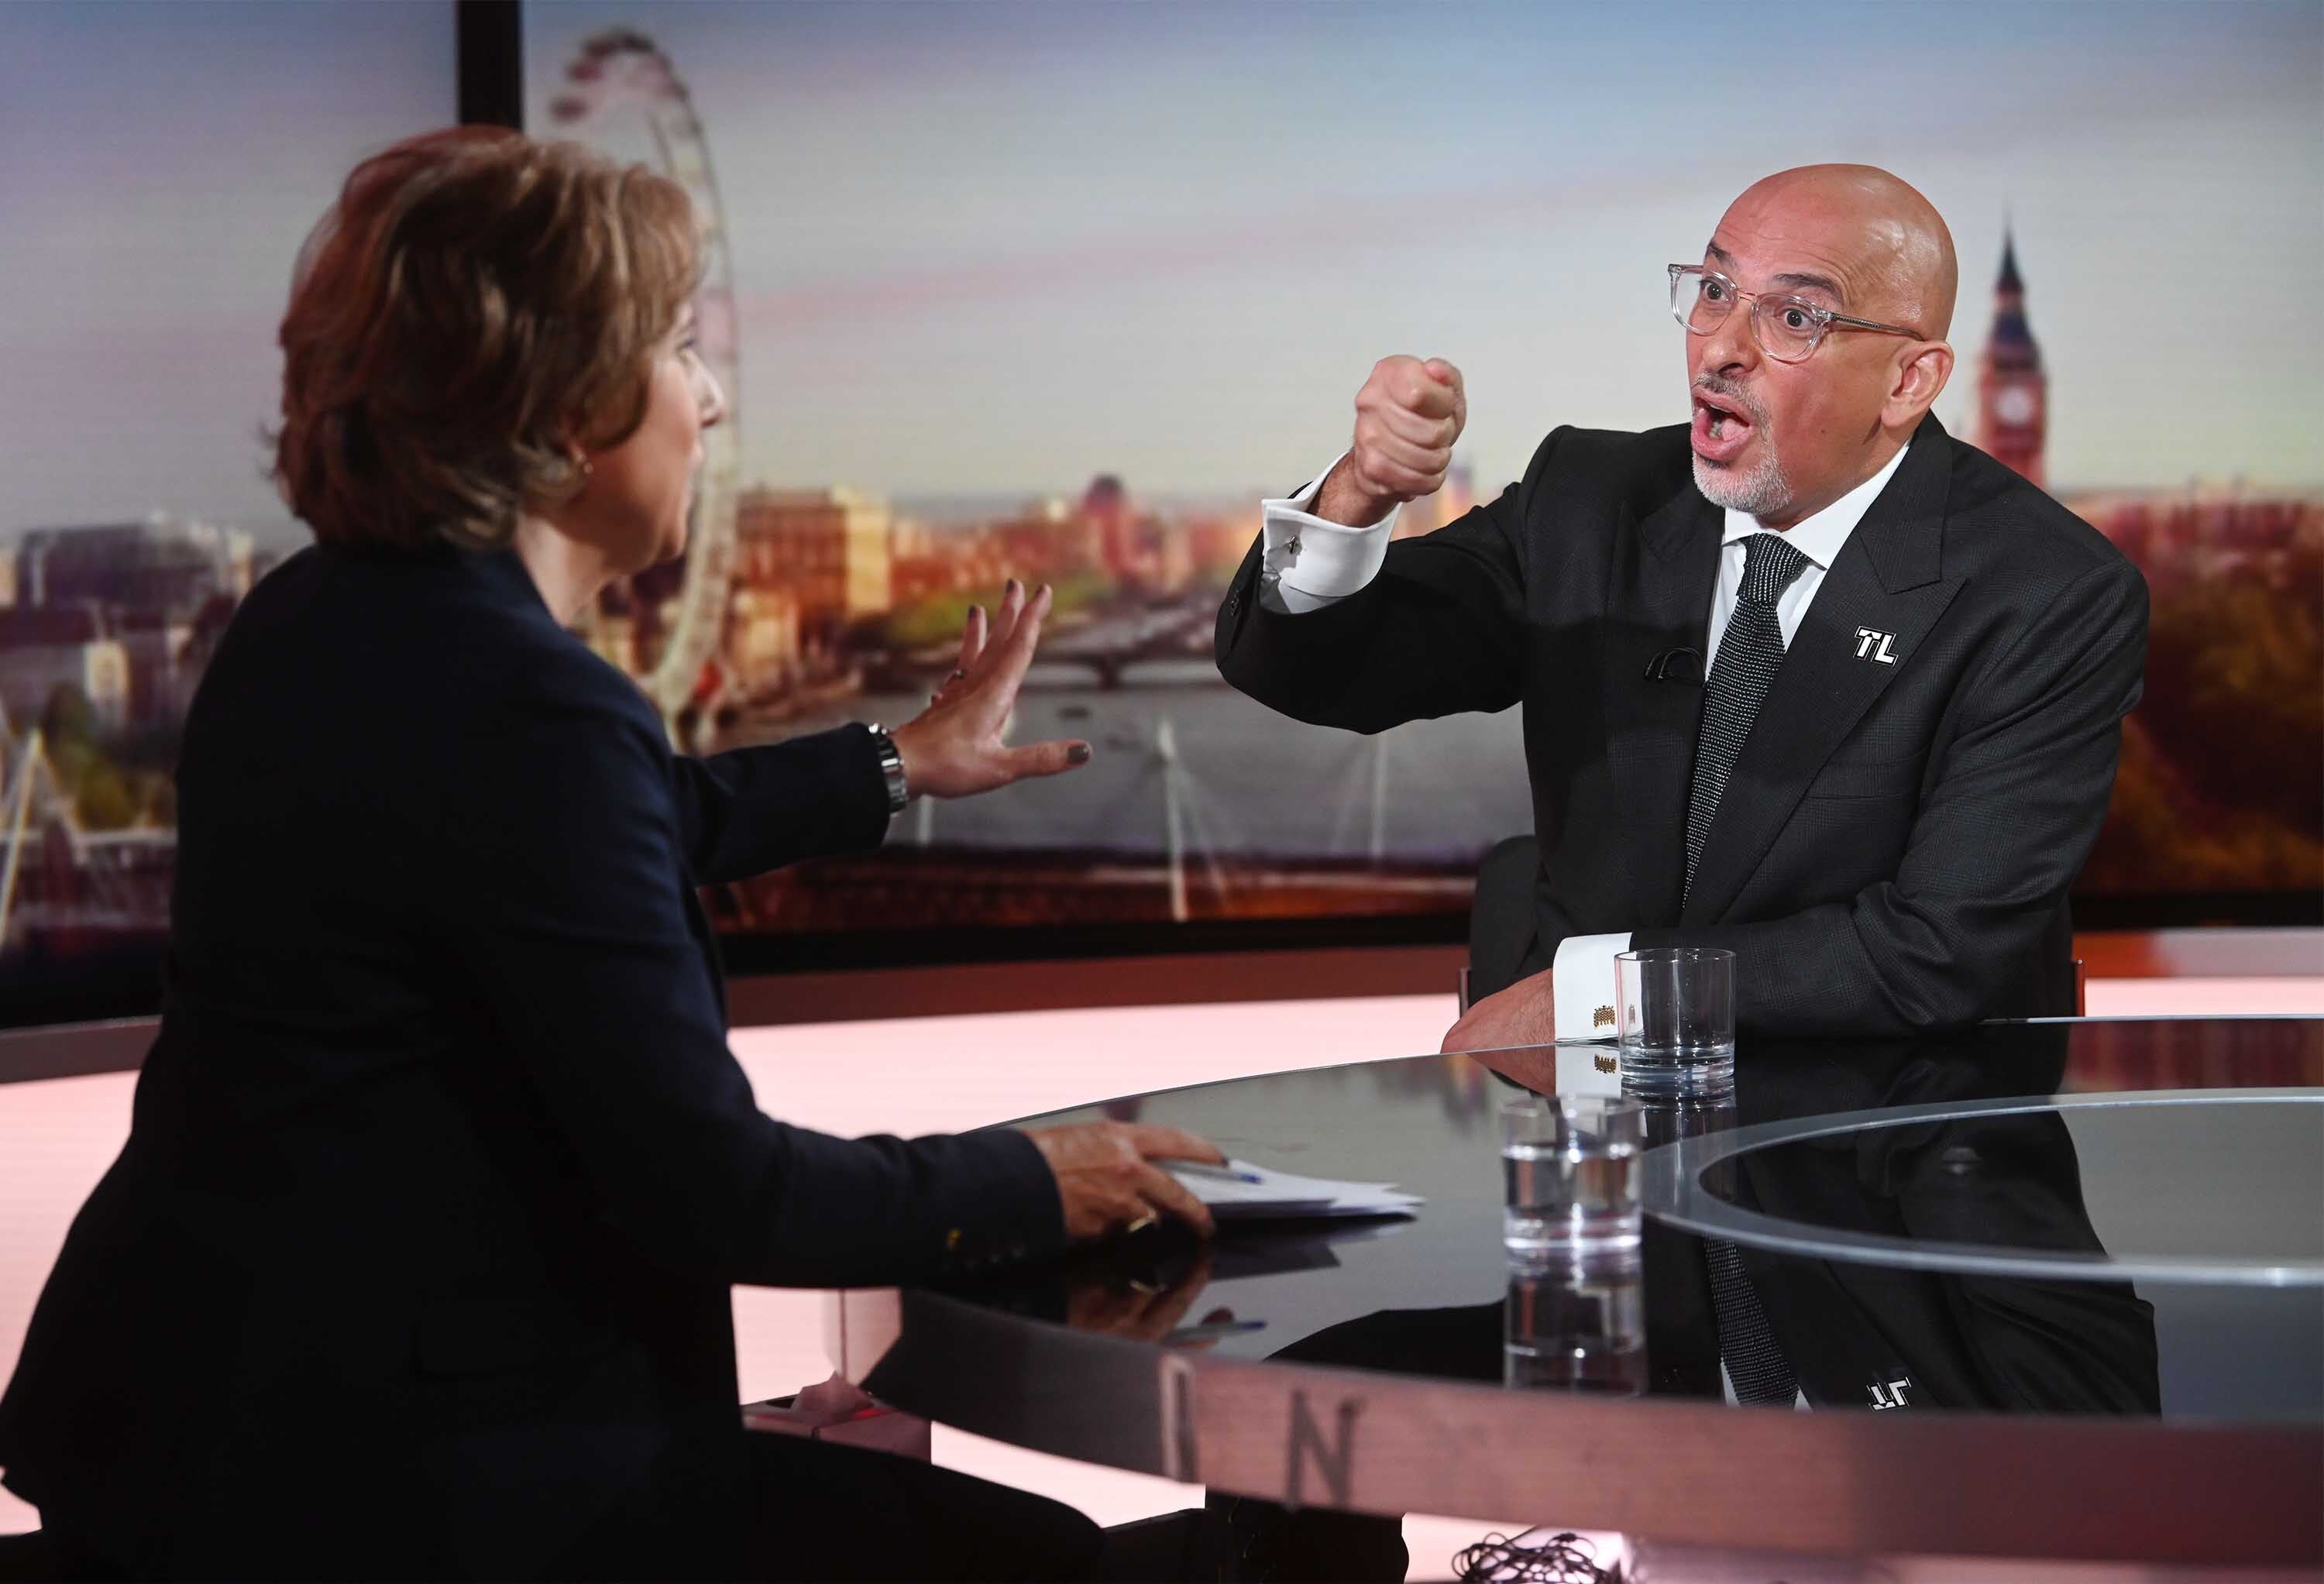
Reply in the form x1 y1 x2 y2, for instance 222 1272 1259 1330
1162 1318 1267 1343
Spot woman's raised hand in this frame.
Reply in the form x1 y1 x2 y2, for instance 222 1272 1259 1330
889 579 1093 801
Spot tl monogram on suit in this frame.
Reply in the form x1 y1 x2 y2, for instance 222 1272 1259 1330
1215 414 2148 1036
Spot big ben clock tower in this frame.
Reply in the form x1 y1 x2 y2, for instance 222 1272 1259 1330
1974 228 2047 490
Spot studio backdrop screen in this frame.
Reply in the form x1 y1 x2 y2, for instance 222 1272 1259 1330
2 0 2318 1025
519 0 2323 953
0 0 458 1026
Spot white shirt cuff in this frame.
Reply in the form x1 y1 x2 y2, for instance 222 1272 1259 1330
1260 452 1398 611
1552 932 1631 1041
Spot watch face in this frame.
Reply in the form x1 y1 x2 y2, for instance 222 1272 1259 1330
1995 386 2038 426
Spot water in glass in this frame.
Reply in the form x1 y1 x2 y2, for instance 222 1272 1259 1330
1501 1136 1642 1259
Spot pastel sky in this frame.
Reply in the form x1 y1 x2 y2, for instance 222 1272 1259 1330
0 0 455 541
524 0 2322 501
1 1 2314 544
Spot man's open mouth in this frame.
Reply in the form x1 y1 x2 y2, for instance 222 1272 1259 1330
1691 389 1755 464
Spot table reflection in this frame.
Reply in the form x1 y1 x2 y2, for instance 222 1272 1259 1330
1195 1029 2157 1577
866 1021 2319 1575
1504 1254 1646 1395
943 1026 2174 1417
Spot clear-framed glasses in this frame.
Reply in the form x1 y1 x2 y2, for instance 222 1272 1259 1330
1668 264 1923 364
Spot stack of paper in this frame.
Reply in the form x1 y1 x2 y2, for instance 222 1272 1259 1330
1164 1159 1423 1221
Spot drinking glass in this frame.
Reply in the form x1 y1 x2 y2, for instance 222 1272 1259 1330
1500 1094 1644 1263
1615 947 1736 1093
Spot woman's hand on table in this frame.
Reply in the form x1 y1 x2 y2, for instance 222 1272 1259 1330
1023 1121 1225 1241
890 579 1092 799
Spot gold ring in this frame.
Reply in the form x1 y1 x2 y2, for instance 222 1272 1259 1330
1125 1211 1160 1235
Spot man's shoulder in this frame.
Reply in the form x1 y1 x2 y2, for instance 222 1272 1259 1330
1518 422 1696 517
1528 422 1693 485
1934 433 2139 594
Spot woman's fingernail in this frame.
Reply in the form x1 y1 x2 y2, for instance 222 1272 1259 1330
1006 578 1019 595
1067 744 1092 765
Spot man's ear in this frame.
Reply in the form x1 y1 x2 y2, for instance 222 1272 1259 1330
1885 340 1954 429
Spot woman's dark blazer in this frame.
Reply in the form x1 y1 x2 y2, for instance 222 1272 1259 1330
0 543 1062 1577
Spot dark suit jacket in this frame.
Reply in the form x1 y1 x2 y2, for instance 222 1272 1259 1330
0 544 1062 1579
1216 416 2148 1034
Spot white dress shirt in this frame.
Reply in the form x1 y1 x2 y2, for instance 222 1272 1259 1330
1260 444 1911 1038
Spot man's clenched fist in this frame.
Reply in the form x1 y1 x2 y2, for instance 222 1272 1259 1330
1313 356 1467 527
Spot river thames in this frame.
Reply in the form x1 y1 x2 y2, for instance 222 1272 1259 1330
749 660 1534 866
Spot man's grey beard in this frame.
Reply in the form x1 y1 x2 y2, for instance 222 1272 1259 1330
1693 443 1791 518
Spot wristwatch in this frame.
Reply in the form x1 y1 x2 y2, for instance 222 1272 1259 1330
864 723 909 815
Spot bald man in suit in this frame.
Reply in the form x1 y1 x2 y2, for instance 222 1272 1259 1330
1215 165 2145 1043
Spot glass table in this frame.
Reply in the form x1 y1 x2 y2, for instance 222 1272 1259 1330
830 1018 2323 1570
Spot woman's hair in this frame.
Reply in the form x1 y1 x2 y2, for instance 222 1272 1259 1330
273 126 700 551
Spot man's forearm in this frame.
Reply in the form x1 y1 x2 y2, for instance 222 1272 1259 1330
1311 452 1405 530
1631 890 2065 1037
1257 453 1401 614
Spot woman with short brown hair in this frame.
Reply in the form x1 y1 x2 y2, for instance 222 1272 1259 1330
0 125 1218 1580
275 126 702 556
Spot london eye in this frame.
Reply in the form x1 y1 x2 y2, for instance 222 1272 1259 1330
545 29 741 733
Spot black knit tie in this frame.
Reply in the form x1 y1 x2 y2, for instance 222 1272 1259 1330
1683 532 1810 905
1688 532 1810 1407
1704 1236 1797 1406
